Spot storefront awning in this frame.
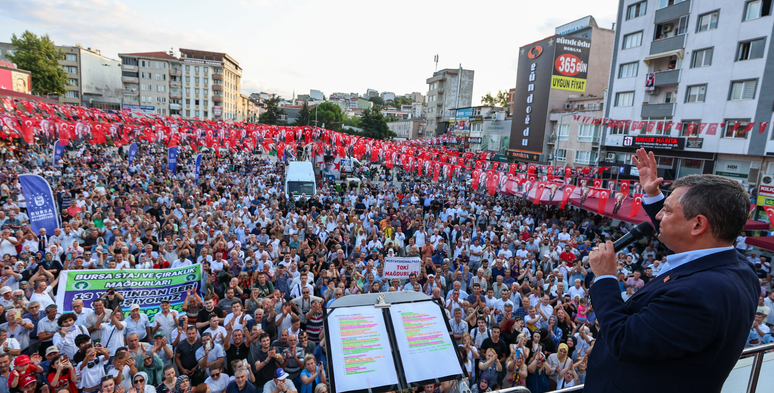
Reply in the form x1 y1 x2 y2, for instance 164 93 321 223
745 236 774 252
643 49 684 65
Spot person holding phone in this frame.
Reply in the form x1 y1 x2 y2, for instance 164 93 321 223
53 313 87 359
298 355 325 393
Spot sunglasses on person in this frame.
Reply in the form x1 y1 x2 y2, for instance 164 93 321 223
134 379 144 384
211 372 221 378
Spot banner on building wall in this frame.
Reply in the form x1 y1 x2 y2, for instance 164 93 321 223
551 36 591 92
54 265 203 322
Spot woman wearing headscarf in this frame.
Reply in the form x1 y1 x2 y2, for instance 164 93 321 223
129 371 156 393
546 343 571 390
135 349 164 387
545 316 563 349
565 335 588 363
173 375 190 393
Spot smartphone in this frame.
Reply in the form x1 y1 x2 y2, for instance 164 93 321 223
94 341 102 348
15 295 22 302
205 341 211 351
179 319 186 328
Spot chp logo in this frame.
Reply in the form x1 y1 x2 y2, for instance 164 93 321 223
527 45 543 59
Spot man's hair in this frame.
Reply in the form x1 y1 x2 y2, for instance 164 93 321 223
671 174 749 243
291 316 300 324
57 312 77 326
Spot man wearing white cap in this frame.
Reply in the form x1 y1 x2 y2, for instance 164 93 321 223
262 368 297 393
0 287 13 309
124 304 151 342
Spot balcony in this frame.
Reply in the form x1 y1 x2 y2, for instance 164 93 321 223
121 65 138 72
170 103 181 110
212 73 223 81
650 35 685 55
641 102 675 118
212 95 224 103
122 89 139 96
170 68 181 76
121 76 139 84
212 85 223 92
654 69 681 86
655 0 690 24
170 92 182 99
547 134 556 144
170 81 182 87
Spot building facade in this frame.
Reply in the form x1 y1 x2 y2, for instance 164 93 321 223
603 0 774 190
179 49 242 120
118 51 179 115
425 68 475 137
387 118 426 140
508 16 614 162
548 96 605 166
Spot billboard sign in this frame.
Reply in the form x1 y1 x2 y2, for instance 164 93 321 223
509 36 555 161
551 37 591 92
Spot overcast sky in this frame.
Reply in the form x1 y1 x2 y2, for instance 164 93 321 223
0 0 617 105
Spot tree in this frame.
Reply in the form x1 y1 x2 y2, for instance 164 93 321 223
389 96 412 108
343 117 361 128
368 96 384 106
6 31 68 96
481 90 509 107
360 108 396 140
258 94 286 125
310 102 345 131
292 101 310 126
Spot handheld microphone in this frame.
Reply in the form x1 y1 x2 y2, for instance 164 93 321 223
613 222 655 252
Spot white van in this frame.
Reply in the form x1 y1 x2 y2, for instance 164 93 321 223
285 161 317 201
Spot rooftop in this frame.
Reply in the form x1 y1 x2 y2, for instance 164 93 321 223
119 51 178 60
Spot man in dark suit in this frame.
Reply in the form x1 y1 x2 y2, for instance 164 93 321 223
585 148 759 393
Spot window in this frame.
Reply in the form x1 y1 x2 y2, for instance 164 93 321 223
185 99 190 105
186 110 191 116
195 110 200 117
658 0 686 9
618 62 639 78
609 121 628 135
679 159 703 177
185 65 190 71
736 38 766 61
195 66 200 72
574 150 598 165
697 11 719 31
195 77 200 83
203 100 209 107
627 1 647 19
555 149 567 161
691 48 713 68
681 120 701 136
744 0 772 21
195 99 200 106
63 66 77 74
121 57 138 66
622 32 643 49
729 80 758 100
685 85 707 103
65 91 78 98
203 111 208 117
615 92 635 107
657 156 674 168
157 85 166 92
676 15 689 35
557 124 570 141
664 91 677 104
615 153 634 164
203 67 209 74
156 74 161 80
64 54 77 62
68 78 78 86
723 119 751 138
577 124 600 142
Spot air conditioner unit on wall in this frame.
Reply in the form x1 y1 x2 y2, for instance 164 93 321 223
663 24 673 33
762 174 774 185
606 152 617 162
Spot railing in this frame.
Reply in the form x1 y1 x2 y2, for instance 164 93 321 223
489 342 774 393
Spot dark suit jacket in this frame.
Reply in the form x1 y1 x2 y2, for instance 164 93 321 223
585 196 759 393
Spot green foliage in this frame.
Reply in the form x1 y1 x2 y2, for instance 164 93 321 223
481 90 509 107
360 108 397 140
292 101 310 126
310 102 345 131
368 96 384 106
258 94 286 125
343 117 361 128
388 96 412 108
6 30 68 96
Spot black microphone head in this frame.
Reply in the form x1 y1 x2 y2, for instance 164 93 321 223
632 222 655 237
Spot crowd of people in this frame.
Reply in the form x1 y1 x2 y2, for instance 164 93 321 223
0 137 771 393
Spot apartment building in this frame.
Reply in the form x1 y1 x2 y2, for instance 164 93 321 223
603 0 774 188
179 49 242 120
425 67 475 137
119 51 179 115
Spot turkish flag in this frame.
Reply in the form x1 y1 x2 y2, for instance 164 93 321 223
433 162 441 183
706 123 718 135
620 180 630 196
472 169 481 190
628 194 644 217
760 122 770 134
528 164 536 174
487 171 499 195
18 115 35 144
597 189 610 214
766 207 774 227
533 182 546 204
646 122 656 133
508 163 516 175
561 185 575 209
698 123 707 135
742 122 755 134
